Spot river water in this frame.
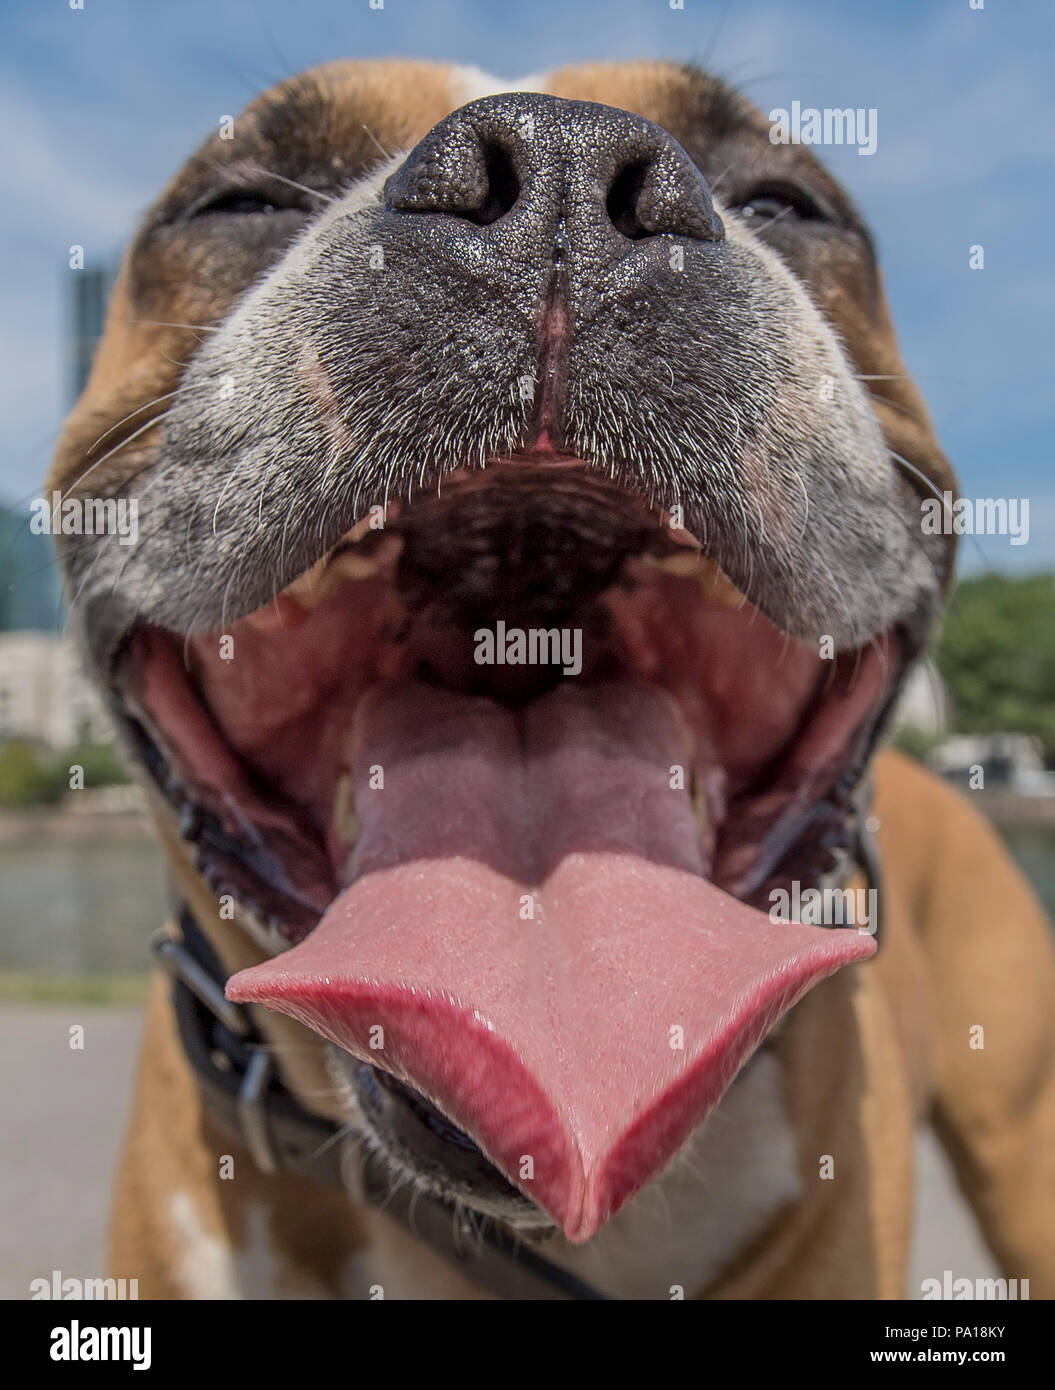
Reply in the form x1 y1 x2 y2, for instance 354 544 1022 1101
1 824 1053 975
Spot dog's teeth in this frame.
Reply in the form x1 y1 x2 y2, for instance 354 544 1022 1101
646 551 702 577
281 560 329 608
643 553 746 607
333 772 360 850
282 550 382 610
691 776 710 837
336 554 381 579
237 901 293 958
261 918 291 955
178 800 203 842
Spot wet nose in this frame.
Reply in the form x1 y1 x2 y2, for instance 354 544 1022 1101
384 92 723 254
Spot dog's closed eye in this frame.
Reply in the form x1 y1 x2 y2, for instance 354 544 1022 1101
733 180 831 223
191 189 287 217
186 168 335 223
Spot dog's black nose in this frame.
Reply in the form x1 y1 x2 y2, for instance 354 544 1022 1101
384 92 723 253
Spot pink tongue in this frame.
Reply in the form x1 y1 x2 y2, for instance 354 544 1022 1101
228 678 874 1241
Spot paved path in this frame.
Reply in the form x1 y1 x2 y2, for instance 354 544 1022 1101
0 1004 997 1299
0 1004 141 1299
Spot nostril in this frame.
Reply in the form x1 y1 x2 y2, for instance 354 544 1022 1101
606 159 652 240
464 142 521 227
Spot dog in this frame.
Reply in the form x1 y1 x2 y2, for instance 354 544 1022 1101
49 58 1055 1299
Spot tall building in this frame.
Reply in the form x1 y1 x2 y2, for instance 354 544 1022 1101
2 261 119 636
0 504 63 632
69 263 118 400
0 632 110 748
0 262 121 743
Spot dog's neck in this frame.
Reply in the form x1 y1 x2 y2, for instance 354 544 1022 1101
342 1049 800 1300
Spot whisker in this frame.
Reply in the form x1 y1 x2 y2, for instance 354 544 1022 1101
707 160 738 193
200 154 334 207
868 391 923 426
309 1121 359 1161
887 449 950 507
788 465 811 543
79 386 192 462
127 319 220 333
749 205 794 236
889 449 988 567
700 0 736 70
61 409 174 501
361 124 392 161
248 165 335 204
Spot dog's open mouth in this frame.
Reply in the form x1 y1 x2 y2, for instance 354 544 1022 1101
119 459 891 1241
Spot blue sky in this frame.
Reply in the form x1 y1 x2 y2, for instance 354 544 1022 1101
1 0 1052 571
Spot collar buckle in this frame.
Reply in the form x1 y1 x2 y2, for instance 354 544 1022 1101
151 928 279 1175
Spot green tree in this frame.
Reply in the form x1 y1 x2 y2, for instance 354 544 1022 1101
63 741 130 789
0 740 66 807
0 738 129 807
935 571 1055 760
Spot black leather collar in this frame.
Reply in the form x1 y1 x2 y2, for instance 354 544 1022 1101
155 910 609 1300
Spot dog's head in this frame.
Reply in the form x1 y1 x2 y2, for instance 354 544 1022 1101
51 59 954 1243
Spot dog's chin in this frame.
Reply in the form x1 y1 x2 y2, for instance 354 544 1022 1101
114 457 897 1240
329 1048 549 1230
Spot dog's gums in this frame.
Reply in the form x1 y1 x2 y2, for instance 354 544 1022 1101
120 459 885 1238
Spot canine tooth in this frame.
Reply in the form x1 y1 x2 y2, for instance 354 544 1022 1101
333 773 360 849
336 553 381 579
178 801 203 842
647 551 704 577
700 563 747 609
281 549 381 610
238 902 292 958
282 560 329 608
644 553 746 608
691 777 710 836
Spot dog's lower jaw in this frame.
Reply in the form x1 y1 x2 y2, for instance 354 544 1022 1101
330 1048 547 1231
322 1041 804 1300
